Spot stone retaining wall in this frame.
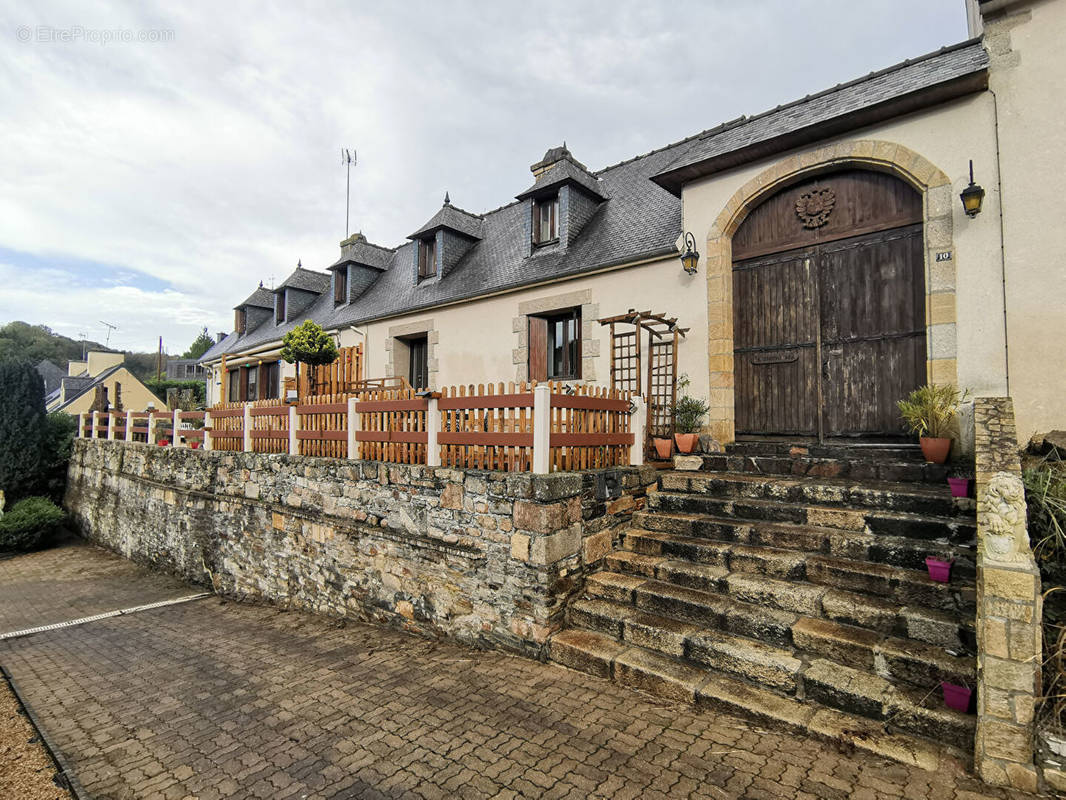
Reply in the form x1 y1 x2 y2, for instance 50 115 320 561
64 440 657 655
973 397 1042 792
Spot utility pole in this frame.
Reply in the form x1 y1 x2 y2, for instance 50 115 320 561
156 336 163 382
342 148 356 238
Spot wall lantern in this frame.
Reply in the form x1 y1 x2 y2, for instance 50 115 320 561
960 159 985 218
679 232 700 275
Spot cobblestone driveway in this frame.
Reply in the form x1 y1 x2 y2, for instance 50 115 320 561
0 542 1041 799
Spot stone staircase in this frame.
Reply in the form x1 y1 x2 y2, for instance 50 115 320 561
549 441 978 770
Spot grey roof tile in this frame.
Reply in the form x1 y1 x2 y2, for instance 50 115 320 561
236 287 275 310
408 202 484 240
516 157 606 201
276 267 331 294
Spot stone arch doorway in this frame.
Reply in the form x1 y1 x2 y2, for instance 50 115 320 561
702 140 958 444
732 169 924 439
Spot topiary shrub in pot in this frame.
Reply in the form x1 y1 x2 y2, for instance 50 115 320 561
0 496 67 552
897 384 966 464
673 396 709 454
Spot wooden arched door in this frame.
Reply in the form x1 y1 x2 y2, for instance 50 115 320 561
731 169 925 439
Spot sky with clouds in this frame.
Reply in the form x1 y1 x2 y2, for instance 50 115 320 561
0 1 968 354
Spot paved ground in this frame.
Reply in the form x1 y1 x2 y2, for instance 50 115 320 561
0 542 1043 799
0 538 195 634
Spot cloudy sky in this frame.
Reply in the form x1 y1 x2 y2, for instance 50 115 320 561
0 1 968 354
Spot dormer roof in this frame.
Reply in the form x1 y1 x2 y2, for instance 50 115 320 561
516 149 606 201
275 267 330 294
235 286 275 311
328 233 393 271
408 198 483 241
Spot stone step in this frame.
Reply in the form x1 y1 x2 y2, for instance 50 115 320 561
583 572 975 690
621 530 976 615
703 452 949 484
725 440 925 462
657 472 971 518
647 491 975 543
566 598 974 750
604 549 973 649
631 510 977 577
548 629 958 771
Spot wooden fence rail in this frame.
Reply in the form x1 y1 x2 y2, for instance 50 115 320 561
79 381 646 473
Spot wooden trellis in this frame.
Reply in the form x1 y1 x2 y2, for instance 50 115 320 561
599 309 688 453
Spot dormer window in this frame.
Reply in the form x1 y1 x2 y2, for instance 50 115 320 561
235 308 247 335
275 291 286 325
532 195 559 245
417 238 437 279
334 268 348 306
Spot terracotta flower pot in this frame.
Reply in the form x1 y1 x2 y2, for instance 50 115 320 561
653 438 673 459
190 441 201 450
919 436 951 464
947 477 971 498
941 682 972 713
925 556 954 583
674 433 699 454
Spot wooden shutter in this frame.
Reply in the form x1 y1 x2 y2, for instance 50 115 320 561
528 316 548 382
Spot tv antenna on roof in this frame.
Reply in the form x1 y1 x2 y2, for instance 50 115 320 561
99 320 118 348
342 148 357 238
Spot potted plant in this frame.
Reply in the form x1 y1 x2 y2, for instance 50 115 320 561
674 395 709 454
897 384 966 464
947 465 974 498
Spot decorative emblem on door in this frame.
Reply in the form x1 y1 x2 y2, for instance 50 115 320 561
795 187 836 228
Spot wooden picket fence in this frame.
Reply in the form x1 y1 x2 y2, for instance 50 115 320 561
298 393 349 458
210 401 245 451
297 345 363 398
87 379 639 473
439 382 535 471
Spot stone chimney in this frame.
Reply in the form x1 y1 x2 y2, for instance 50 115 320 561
530 144 588 178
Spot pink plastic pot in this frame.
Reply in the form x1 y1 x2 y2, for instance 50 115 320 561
925 556 954 583
947 478 971 498
190 441 201 450
941 682 972 713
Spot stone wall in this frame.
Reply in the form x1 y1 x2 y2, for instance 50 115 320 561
973 397 1042 792
64 440 657 655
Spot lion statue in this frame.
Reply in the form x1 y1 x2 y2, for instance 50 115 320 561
979 471 1030 563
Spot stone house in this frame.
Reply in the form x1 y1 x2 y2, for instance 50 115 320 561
47 350 167 414
201 0 1063 446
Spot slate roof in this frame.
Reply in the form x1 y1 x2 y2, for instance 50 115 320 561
329 237 393 271
35 360 65 396
275 268 331 294
236 286 275 310
516 156 606 201
201 38 989 364
651 40 989 192
54 366 121 412
408 203 484 240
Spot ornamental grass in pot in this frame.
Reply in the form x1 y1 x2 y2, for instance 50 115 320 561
897 384 966 465
674 396 710 454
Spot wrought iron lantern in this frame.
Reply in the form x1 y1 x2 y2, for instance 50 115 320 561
960 160 985 218
680 232 699 275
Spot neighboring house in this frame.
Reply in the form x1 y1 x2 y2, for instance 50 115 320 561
35 360 65 397
47 350 167 415
201 0 1064 444
164 358 208 381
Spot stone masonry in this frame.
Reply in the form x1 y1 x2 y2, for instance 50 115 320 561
974 397 1042 792
64 440 656 655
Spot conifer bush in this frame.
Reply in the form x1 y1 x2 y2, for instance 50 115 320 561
0 496 66 552
0 362 46 503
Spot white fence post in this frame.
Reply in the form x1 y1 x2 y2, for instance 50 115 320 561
243 404 252 452
532 384 551 475
147 412 158 446
107 412 116 441
347 397 359 460
76 413 84 438
91 410 100 439
288 405 298 456
630 396 647 466
125 410 134 443
173 409 182 447
203 410 213 451
426 396 441 468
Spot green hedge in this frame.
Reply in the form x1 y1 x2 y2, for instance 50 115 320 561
143 378 206 406
0 496 66 552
